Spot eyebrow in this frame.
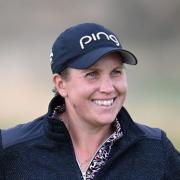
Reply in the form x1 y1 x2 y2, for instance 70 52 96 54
80 65 124 73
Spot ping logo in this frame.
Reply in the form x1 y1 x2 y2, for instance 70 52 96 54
80 31 120 50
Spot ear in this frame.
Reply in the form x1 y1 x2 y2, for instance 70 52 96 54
52 74 67 97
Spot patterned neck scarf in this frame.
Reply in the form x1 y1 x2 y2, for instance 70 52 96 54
83 119 123 180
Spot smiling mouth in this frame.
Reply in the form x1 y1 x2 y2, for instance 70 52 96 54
92 98 116 106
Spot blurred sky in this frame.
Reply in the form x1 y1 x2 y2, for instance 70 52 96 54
0 0 180 149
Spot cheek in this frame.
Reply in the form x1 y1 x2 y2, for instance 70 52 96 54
117 78 128 93
124 80 128 92
66 83 91 100
122 75 128 90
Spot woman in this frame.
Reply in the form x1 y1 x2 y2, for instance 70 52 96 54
0 23 179 180
53 52 127 178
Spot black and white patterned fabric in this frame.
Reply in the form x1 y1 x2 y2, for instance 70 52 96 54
85 119 123 180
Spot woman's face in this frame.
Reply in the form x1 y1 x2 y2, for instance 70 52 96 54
59 53 128 128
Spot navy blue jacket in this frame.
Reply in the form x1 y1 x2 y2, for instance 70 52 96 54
0 95 180 179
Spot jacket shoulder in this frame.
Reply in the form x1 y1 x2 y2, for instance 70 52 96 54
136 123 162 140
1 115 46 149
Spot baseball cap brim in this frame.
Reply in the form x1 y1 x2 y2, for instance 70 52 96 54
69 47 137 69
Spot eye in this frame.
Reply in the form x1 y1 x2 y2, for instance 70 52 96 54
111 69 123 76
85 71 98 78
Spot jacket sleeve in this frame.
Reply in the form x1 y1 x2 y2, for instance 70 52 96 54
162 131 180 179
0 130 5 179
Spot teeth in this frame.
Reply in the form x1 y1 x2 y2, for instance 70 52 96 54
93 99 114 106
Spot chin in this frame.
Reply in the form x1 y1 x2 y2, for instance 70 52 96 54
95 115 116 126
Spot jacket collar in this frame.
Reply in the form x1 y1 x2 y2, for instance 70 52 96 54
44 95 145 144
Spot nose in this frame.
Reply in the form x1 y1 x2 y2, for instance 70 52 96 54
99 76 114 94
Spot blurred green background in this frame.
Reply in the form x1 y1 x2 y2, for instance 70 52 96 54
0 0 179 150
